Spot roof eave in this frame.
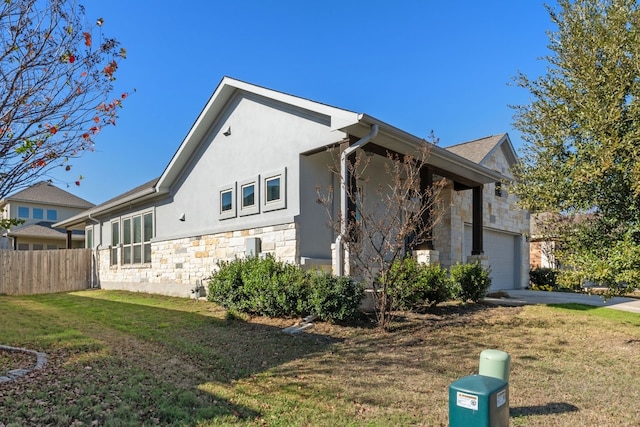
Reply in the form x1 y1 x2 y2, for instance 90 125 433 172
342 114 504 184
54 186 162 229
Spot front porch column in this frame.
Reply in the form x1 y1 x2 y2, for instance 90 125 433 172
66 230 73 249
416 165 434 250
472 185 484 255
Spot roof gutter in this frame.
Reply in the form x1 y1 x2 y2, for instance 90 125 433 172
335 123 378 276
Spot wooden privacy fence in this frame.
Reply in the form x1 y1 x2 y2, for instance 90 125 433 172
0 249 93 295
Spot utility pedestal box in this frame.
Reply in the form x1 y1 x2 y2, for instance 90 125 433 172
479 349 511 382
449 374 509 427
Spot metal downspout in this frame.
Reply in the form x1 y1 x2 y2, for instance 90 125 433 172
335 124 379 276
87 213 101 289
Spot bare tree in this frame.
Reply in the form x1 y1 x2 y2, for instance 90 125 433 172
0 0 128 221
317 134 445 328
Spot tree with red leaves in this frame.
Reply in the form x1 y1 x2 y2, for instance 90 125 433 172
0 0 128 221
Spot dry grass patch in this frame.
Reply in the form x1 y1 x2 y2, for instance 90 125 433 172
0 292 639 426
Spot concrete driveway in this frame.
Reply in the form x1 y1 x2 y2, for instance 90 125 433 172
485 289 640 314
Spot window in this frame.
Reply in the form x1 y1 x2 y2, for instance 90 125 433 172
263 168 286 212
47 244 58 250
111 221 120 265
218 184 236 220
221 190 233 212
18 206 29 218
243 184 255 208
33 208 43 220
46 209 57 221
121 212 153 265
123 218 132 263
86 227 93 249
33 244 43 250
266 177 280 202
17 243 29 251
239 177 259 216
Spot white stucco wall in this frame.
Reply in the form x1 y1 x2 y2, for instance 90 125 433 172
154 92 347 244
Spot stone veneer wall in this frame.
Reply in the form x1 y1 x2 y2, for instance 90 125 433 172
431 148 530 288
96 222 299 297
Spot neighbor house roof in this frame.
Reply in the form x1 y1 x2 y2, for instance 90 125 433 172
0 181 95 209
5 221 85 240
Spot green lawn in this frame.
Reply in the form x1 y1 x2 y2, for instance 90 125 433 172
1 290 639 426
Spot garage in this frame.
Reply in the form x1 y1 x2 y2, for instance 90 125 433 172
464 226 520 290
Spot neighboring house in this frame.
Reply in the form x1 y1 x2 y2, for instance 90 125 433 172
0 182 95 250
55 77 529 297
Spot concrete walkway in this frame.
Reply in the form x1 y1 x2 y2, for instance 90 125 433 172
486 289 640 314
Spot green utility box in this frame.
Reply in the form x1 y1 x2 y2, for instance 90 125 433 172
479 349 511 382
449 375 509 427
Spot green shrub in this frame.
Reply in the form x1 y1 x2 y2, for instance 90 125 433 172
309 272 363 322
208 255 362 322
387 257 452 310
450 262 492 303
529 267 559 289
206 257 246 309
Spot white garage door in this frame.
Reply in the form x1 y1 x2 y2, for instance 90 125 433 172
464 226 518 290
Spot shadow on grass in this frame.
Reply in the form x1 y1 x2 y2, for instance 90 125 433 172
0 292 342 425
549 303 600 311
511 402 579 417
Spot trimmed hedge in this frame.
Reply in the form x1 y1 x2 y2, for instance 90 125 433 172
207 255 362 322
387 257 452 310
450 262 492 302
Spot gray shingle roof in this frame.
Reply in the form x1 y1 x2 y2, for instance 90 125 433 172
7 221 85 240
445 134 507 164
3 182 95 209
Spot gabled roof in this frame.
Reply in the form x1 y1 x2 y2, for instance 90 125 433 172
445 133 518 167
54 177 160 229
1 181 95 209
56 77 508 228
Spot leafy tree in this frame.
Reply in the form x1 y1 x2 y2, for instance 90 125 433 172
512 0 640 294
0 0 128 228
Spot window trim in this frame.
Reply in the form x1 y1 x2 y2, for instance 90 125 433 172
218 183 236 220
262 167 286 212
238 176 259 216
117 211 154 265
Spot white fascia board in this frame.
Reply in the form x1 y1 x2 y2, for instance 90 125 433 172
348 114 504 184
54 187 160 229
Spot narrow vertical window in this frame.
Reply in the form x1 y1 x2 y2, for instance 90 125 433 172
133 216 142 264
123 218 132 264
111 221 120 265
86 227 93 249
143 213 153 263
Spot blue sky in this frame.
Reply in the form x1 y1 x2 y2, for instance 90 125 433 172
53 1 557 204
